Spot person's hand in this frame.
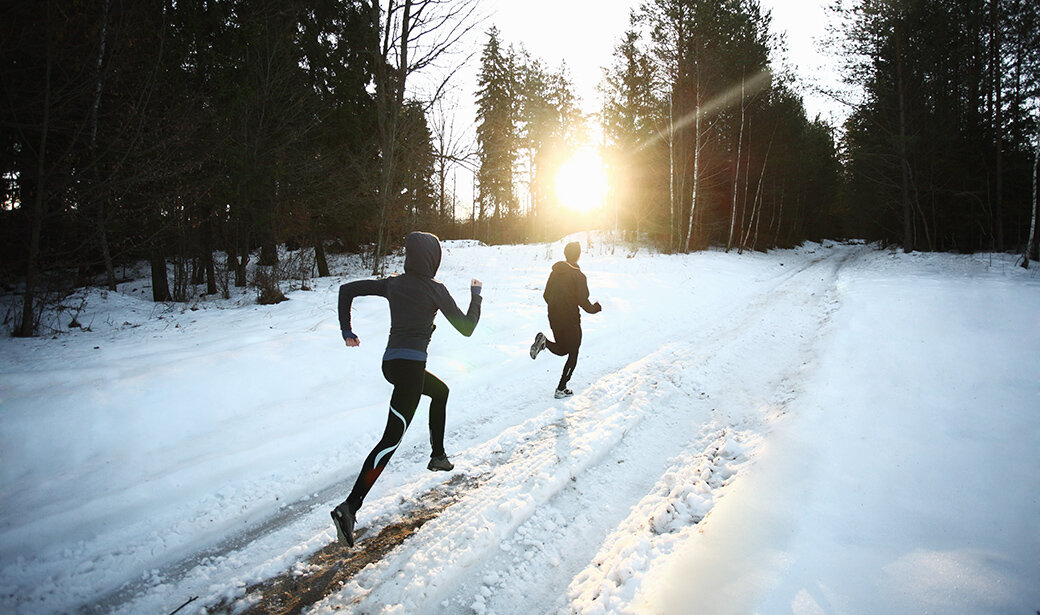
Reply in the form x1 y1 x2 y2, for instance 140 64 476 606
471 278 482 289
592 301 602 313
345 336 360 347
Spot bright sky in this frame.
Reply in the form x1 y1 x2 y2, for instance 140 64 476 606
480 0 845 124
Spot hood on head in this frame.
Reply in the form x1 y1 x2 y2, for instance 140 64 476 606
404 231 441 278
564 241 581 264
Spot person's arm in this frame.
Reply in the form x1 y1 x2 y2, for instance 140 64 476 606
337 278 388 345
576 272 601 314
435 278 483 337
543 270 556 305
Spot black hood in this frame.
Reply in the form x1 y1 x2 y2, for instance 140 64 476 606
404 231 441 278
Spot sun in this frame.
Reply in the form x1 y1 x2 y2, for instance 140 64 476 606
554 147 608 213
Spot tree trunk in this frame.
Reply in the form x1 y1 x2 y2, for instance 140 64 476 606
97 206 117 291
260 241 278 267
19 185 45 338
741 126 774 253
234 226 249 288
684 61 701 254
93 0 116 292
17 22 53 338
895 21 915 253
314 233 330 277
992 0 1005 251
201 216 217 295
150 248 171 302
727 69 746 252
668 91 676 252
1023 127 1039 268
370 0 412 275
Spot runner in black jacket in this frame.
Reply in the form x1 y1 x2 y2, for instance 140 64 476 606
331 232 482 547
530 241 601 398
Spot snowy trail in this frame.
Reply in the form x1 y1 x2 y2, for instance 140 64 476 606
308 245 855 614
6 240 1036 615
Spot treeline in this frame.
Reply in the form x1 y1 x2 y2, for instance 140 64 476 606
3 0 1039 337
472 0 1039 258
605 0 844 252
474 0 843 252
2 0 477 336
473 27 589 244
836 0 1040 255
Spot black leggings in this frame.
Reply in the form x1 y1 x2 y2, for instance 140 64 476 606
546 320 582 390
346 359 449 512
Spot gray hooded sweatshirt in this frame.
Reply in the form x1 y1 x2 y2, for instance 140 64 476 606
338 232 482 361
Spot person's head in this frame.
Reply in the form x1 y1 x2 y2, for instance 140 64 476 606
564 241 580 264
404 231 442 278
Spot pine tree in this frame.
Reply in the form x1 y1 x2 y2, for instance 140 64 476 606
836 0 1040 253
601 24 667 238
475 26 518 242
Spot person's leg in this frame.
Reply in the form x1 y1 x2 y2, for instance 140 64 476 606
344 359 425 512
556 323 582 391
546 320 570 356
422 370 449 458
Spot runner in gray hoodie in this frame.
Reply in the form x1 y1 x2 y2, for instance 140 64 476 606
331 232 482 547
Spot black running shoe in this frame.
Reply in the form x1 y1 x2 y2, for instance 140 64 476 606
428 454 454 471
331 502 356 547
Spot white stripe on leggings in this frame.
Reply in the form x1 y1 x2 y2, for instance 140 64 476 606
373 405 409 469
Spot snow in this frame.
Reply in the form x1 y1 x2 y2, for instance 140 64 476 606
1 237 1038 615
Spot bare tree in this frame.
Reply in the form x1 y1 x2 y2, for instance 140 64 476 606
429 96 477 223
368 0 481 274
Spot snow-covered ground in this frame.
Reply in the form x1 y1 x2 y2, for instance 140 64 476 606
1 237 1037 615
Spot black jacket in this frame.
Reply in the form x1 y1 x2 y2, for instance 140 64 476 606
543 260 600 324
338 232 481 359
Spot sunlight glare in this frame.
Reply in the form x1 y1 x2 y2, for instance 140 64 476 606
555 148 608 213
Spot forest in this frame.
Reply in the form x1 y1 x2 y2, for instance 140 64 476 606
2 0 1039 337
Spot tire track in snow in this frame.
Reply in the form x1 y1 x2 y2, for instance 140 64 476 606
312 246 861 614
316 341 715 614
100 245 857 615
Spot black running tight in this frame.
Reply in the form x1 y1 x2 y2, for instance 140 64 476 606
346 359 448 512
546 320 582 390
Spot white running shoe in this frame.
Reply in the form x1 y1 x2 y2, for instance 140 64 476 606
554 388 573 399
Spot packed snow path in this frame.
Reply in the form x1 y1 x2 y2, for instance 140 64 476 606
1 240 1037 614
326 245 852 614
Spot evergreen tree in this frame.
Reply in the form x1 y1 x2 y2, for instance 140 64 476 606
475 26 518 242
601 23 668 239
637 0 790 251
836 0 1040 253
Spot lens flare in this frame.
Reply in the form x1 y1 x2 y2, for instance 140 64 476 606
555 148 608 213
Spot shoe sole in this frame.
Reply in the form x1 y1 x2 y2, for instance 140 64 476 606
530 333 546 359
